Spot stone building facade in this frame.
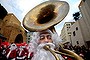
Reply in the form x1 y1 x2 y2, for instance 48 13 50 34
0 13 27 43
78 0 90 48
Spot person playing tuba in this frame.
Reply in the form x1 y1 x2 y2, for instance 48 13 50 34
28 29 64 60
23 1 84 60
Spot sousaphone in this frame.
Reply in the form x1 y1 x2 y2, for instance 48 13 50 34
23 1 69 32
23 1 83 60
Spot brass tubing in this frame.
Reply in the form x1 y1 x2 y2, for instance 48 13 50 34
43 45 60 60
59 48 84 60
54 50 75 59
43 45 84 60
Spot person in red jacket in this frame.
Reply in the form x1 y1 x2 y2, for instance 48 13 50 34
0 34 7 59
6 43 17 60
16 43 28 60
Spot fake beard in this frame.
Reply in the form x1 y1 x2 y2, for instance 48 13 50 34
31 43 63 60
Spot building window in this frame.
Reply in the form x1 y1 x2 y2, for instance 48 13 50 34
73 31 76 36
66 24 70 26
68 32 71 34
5 20 7 22
76 41 79 44
28 38 30 40
76 27 78 30
28 35 30 37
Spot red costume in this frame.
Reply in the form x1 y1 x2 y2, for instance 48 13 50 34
16 43 28 60
6 43 17 59
6 48 17 59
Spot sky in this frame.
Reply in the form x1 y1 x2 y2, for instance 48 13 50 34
0 0 81 35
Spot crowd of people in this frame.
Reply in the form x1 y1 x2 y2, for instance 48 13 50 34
61 43 90 60
0 29 85 60
0 33 34 60
0 42 34 60
0 29 65 60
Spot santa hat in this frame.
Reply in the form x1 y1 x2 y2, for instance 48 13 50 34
1 41 10 48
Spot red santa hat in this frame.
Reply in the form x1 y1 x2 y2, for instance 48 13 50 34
1 41 10 48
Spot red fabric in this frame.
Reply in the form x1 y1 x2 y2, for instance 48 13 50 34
0 46 2 50
1 41 10 48
6 49 17 58
17 48 28 57
63 55 72 60
30 52 34 58
16 43 21 48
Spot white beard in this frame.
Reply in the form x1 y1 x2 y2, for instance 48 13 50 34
31 43 64 60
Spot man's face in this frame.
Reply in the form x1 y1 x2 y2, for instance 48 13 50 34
38 33 53 44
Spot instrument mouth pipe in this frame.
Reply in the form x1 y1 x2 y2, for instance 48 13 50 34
43 45 60 60
43 45 74 59
43 45 84 60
